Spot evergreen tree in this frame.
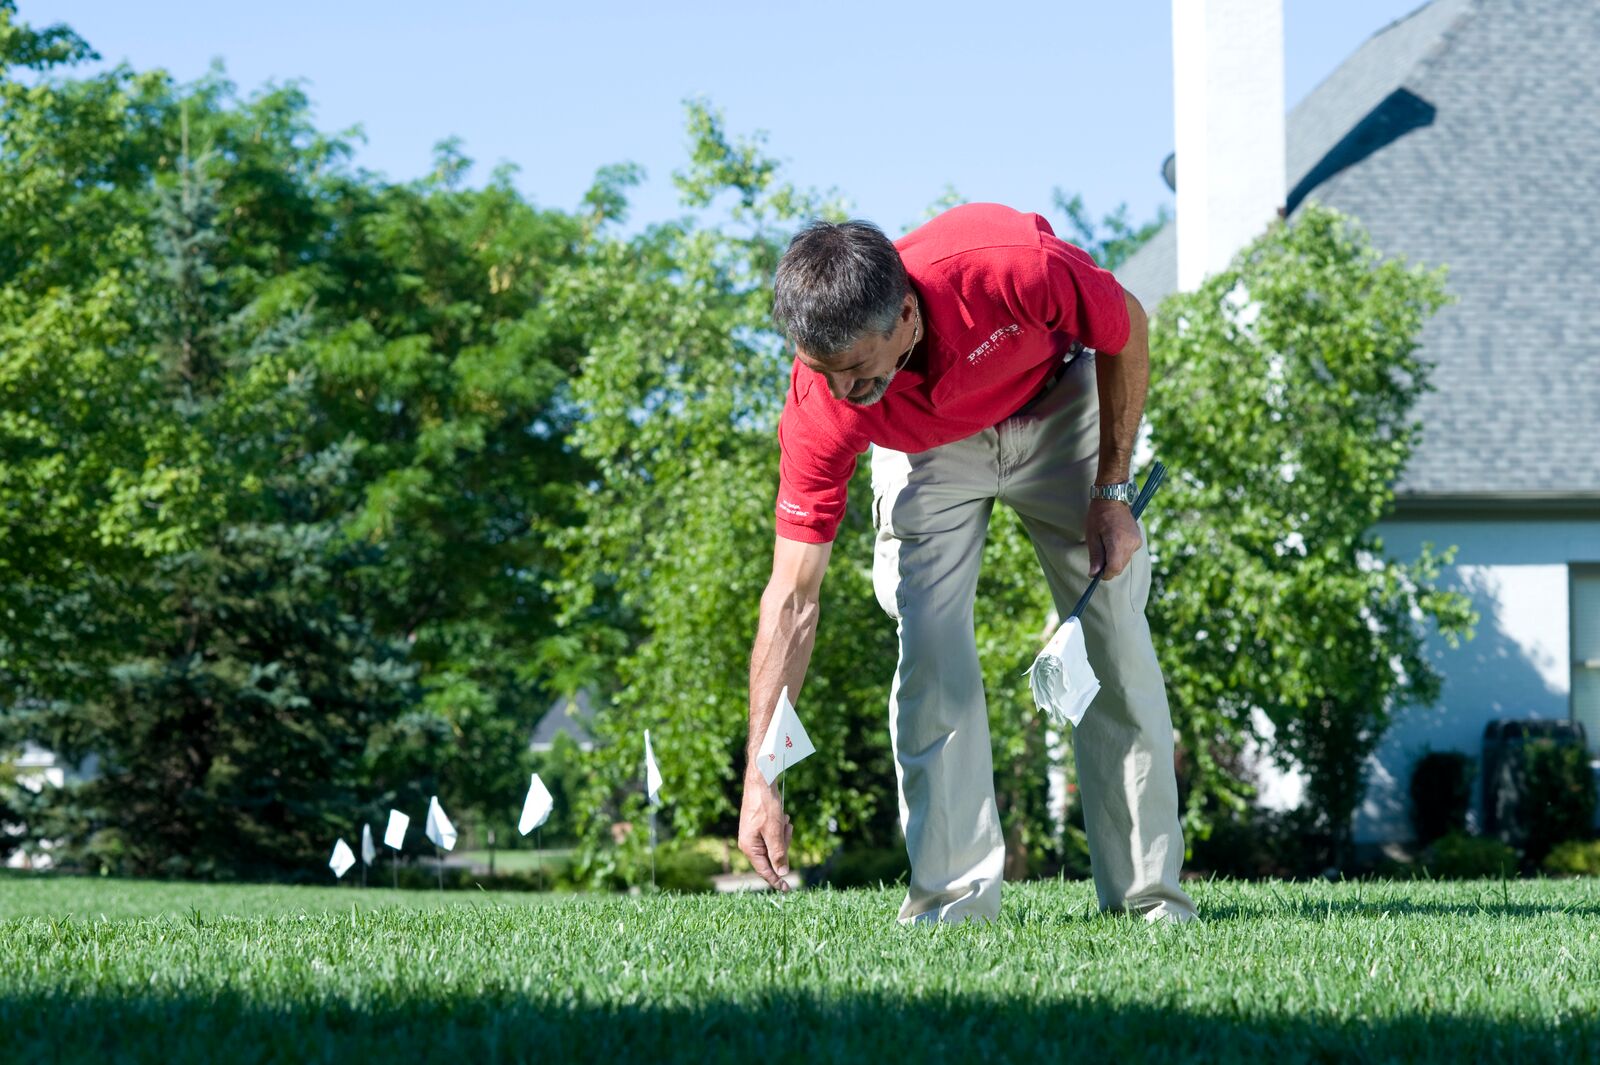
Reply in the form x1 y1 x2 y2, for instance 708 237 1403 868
21 121 434 877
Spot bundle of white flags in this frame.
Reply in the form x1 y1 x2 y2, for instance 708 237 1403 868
1027 461 1167 727
1026 615 1101 727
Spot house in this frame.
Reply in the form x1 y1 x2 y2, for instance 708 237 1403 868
13 741 66 792
3 741 88 870
529 689 597 753
1117 0 1600 844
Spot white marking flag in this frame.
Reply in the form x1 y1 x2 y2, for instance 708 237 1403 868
361 823 377 866
643 730 662 804
329 838 356 878
519 773 554 835
425 795 457 851
756 686 816 786
1026 616 1101 727
384 809 409 850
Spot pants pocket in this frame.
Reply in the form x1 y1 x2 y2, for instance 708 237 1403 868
871 496 903 621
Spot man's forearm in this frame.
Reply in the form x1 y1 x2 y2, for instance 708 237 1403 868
1094 288 1151 484
746 584 821 764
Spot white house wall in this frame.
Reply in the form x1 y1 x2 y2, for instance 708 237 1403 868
1355 516 1600 844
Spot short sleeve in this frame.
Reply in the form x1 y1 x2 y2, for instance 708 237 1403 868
775 372 862 544
1029 234 1131 354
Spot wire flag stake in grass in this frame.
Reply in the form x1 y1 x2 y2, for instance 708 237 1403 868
758 686 816 909
328 839 356 880
644 730 662 892
360 823 376 889
519 773 554 892
424 796 456 891
384 809 408 890
1028 461 1169 728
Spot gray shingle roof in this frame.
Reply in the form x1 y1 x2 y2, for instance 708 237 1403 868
1119 0 1600 497
529 689 596 751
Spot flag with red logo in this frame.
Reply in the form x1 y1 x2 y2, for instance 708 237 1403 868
755 686 816 786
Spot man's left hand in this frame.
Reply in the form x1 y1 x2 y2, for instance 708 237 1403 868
1086 498 1141 580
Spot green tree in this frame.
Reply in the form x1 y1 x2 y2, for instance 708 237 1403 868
304 144 597 824
549 103 906 884
1144 204 1475 866
0 5 204 699
558 112 1148 885
13 92 437 877
1053 190 1171 273
2 2 591 869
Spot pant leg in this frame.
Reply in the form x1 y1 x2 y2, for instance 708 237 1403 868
996 354 1197 922
871 437 1006 925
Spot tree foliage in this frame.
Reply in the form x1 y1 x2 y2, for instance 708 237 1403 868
1145 205 1475 863
550 104 906 882
554 110 1095 884
1053 190 1172 274
0 5 592 873
1 0 1472 881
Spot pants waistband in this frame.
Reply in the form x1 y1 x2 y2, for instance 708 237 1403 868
1009 342 1088 419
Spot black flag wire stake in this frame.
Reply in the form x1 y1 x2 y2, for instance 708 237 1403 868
1066 460 1168 622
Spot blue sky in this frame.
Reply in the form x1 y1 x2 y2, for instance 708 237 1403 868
27 1 1429 233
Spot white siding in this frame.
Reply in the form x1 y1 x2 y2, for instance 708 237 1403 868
1355 517 1600 844
1573 567 1600 753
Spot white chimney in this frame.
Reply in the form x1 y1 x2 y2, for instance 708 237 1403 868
1171 0 1286 291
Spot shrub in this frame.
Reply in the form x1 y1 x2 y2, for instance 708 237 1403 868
1421 832 1517 879
1409 751 1473 846
1542 839 1600 877
1187 806 1320 880
1495 739 1596 865
1510 738 1587 863
652 844 720 894
1058 825 1093 881
817 845 909 889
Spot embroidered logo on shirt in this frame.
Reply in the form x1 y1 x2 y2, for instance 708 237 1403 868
778 499 811 518
966 323 1022 365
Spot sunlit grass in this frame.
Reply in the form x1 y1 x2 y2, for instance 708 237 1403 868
5 875 1599 1063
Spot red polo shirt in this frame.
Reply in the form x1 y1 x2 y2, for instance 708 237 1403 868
774 202 1130 544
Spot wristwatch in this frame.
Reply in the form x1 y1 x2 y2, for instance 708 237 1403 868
1090 480 1138 505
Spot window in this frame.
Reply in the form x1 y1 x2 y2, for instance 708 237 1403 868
1574 565 1600 756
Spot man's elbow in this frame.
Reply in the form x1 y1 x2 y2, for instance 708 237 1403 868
767 537 833 609
1123 286 1148 329
760 577 821 624
1115 286 1149 355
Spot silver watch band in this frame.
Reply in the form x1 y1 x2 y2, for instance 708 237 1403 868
1090 479 1138 505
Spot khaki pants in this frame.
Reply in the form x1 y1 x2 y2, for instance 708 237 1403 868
870 353 1196 925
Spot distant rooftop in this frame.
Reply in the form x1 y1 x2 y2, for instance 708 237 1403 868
1120 0 1600 501
530 689 597 751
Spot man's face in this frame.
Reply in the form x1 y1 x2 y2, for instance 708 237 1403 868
796 296 919 406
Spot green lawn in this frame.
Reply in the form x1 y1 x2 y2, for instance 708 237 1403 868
450 847 575 874
5 874 1600 1063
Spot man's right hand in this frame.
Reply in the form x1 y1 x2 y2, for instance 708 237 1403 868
741 536 829 893
738 769 793 891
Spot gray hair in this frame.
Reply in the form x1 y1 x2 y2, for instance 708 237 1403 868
772 220 908 358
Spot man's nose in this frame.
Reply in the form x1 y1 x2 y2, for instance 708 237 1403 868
825 374 853 400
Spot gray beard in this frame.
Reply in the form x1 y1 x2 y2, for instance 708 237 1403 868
845 369 895 406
